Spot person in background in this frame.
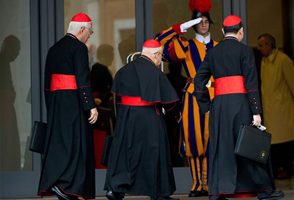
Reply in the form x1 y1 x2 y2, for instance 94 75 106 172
257 33 294 179
38 12 98 200
194 15 284 200
104 39 179 200
155 0 217 197
91 44 114 108
90 44 114 169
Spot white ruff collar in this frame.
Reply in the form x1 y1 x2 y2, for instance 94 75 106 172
195 33 211 44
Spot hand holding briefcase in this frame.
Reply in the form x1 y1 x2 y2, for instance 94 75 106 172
234 124 271 164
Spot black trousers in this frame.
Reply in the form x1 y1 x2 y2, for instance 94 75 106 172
271 140 294 179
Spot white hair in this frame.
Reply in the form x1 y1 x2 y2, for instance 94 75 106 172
141 47 161 54
67 21 92 34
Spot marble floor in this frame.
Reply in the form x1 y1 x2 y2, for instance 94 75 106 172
2 178 293 200
4 191 293 200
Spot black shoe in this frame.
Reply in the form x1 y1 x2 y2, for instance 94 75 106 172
189 190 208 197
51 186 77 200
258 191 284 200
201 190 209 196
106 190 124 200
189 190 203 197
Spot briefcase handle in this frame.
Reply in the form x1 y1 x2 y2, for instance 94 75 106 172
250 123 267 132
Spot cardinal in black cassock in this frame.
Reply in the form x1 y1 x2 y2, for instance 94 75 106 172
104 40 179 200
194 15 284 200
38 13 98 200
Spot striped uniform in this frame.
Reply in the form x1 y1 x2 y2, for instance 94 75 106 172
155 25 217 192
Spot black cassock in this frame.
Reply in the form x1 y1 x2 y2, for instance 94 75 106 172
194 38 275 196
104 56 179 199
38 34 95 199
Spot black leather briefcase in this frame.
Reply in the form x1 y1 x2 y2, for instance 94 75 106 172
29 121 47 154
234 125 271 164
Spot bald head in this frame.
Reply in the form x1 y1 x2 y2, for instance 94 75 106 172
257 33 276 57
141 39 163 67
257 33 276 48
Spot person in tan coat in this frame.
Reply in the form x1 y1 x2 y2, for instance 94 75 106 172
257 33 294 179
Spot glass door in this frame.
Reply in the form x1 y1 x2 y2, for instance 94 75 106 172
0 0 64 198
0 0 32 174
0 0 36 197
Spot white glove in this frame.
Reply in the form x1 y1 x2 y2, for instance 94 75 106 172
180 18 202 32
252 114 262 127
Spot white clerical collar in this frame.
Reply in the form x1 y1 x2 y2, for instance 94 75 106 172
195 33 211 44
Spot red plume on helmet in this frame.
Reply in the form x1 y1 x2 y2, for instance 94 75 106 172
189 0 212 12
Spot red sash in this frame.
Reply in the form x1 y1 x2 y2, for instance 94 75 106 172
214 76 247 96
50 74 78 91
121 96 156 106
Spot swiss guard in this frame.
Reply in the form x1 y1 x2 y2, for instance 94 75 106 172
155 0 217 197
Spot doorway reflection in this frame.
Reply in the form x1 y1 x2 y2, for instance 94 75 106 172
0 35 21 171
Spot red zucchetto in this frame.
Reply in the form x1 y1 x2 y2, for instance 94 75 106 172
223 15 241 27
67 12 93 33
222 15 243 33
143 39 161 48
71 12 92 22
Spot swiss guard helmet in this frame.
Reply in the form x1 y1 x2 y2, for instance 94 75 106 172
189 0 213 23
